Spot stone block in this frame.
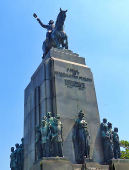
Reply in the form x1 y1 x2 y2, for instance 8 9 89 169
30 160 40 170
28 142 35 155
24 103 27 120
24 118 29 136
51 77 56 97
40 81 46 103
84 102 100 123
23 157 28 170
46 98 52 113
89 122 101 145
112 163 129 170
63 141 75 163
56 97 78 119
35 86 40 107
30 128 35 145
52 97 57 116
32 62 45 90
73 164 82 170
35 106 40 126
31 60 45 82
27 95 31 114
61 118 75 142
30 90 35 111
40 100 47 124
45 58 52 80
45 79 52 99
24 132 35 157
85 162 109 170
29 109 35 131
41 157 73 170
24 82 33 105
50 48 85 65
24 135 30 157
30 157 73 170
85 83 98 103
28 150 35 170
91 144 104 163
110 159 129 170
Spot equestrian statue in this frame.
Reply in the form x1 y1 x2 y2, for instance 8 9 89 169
33 8 68 59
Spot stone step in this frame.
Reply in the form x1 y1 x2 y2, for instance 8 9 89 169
73 164 83 170
85 162 109 170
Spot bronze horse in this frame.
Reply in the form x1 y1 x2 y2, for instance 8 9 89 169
42 8 68 58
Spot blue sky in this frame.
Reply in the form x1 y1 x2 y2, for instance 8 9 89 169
0 0 129 169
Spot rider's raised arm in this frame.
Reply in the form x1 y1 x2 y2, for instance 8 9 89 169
37 18 48 29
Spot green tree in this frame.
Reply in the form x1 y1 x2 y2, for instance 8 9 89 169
120 140 129 159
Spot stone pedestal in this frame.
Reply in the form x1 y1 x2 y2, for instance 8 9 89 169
30 157 73 170
85 162 110 170
110 159 129 170
24 48 104 170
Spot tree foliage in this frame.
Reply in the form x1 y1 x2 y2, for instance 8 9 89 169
120 140 129 159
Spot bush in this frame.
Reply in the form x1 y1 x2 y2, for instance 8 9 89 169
120 140 129 159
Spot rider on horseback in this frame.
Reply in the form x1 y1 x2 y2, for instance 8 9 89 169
33 13 55 41
33 9 68 59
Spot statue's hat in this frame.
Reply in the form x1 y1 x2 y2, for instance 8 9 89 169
48 20 54 24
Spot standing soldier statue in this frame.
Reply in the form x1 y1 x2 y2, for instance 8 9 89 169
10 147 17 170
107 122 114 159
19 140 24 170
73 110 90 163
100 118 108 134
51 114 63 157
101 125 113 163
41 120 50 157
113 127 121 159
15 143 20 170
20 138 24 170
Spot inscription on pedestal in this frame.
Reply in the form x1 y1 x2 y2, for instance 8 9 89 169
64 79 85 90
55 68 92 90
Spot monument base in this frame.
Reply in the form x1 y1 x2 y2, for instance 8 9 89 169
30 157 73 170
29 157 129 170
83 159 129 170
84 162 110 170
110 159 129 170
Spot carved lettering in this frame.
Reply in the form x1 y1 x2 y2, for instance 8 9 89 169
55 68 92 90
55 71 92 82
64 79 85 90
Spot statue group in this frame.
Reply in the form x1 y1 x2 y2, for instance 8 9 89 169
35 112 63 159
33 8 68 58
10 113 121 167
10 138 24 170
100 118 121 163
73 110 90 164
